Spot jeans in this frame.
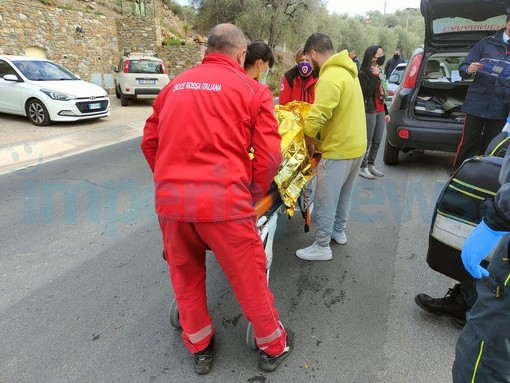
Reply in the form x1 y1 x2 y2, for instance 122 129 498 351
312 156 363 247
361 111 385 168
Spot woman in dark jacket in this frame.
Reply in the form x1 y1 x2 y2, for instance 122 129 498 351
358 45 390 179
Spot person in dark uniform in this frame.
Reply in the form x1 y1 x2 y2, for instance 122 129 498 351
452 15 510 170
452 147 510 382
415 16 510 328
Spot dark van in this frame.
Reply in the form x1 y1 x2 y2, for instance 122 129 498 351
384 0 510 165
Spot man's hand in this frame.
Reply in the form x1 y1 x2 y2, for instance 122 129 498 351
461 219 509 278
466 62 483 75
305 135 315 158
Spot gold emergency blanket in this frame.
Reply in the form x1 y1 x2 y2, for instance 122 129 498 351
274 101 313 216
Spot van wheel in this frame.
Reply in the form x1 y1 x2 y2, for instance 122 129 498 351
115 86 121 99
26 99 51 126
383 139 400 165
120 94 129 106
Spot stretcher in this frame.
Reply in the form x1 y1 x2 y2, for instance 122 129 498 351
168 154 320 349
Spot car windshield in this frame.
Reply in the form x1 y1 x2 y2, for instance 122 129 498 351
13 60 78 81
128 59 164 74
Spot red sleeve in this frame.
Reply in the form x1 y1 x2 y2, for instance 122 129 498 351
250 88 282 203
278 76 292 105
140 96 162 173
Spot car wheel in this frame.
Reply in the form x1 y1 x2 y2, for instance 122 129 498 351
115 85 121 99
120 93 129 106
26 99 51 126
383 139 400 165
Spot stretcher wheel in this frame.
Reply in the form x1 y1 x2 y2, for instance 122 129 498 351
245 322 257 350
169 299 181 329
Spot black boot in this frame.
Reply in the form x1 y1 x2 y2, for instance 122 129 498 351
415 284 470 328
193 336 215 375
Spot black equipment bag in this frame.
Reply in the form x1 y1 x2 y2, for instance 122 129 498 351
426 156 503 282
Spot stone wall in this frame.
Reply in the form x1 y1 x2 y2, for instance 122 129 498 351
0 0 119 89
115 18 161 55
0 0 204 91
115 18 204 78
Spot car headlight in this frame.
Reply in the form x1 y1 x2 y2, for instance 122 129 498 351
40 89 77 101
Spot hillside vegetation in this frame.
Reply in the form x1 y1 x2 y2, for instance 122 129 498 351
34 0 425 94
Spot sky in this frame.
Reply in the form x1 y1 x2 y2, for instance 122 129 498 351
326 0 421 16
175 0 422 17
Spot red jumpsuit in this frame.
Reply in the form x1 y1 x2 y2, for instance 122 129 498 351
141 53 286 356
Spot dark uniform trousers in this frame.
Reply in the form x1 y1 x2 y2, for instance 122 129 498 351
453 115 506 170
453 234 510 382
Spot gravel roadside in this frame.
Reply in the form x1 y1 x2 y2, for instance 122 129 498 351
0 96 154 147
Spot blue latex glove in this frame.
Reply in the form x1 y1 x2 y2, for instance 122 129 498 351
461 219 509 278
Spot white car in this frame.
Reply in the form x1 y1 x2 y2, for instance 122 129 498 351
112 52 170 106
386 62 407 108
0 55 110 126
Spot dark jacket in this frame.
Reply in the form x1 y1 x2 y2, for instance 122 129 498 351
359 68 387 114
384 56 405 78
460 29 510 120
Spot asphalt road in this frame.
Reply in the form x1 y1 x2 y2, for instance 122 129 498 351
0 136 462 383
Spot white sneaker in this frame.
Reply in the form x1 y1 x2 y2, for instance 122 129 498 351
331 232 347 245
359 167 375 179
295 242 332 261
368 164 384 177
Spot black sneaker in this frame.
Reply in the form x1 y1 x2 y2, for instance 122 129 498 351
193 336 215 375
414 284 470 328
258 329 294 372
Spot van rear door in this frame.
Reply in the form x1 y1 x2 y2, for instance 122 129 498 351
421 0 509 49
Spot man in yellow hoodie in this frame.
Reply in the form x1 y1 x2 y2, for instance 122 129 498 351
296 32 367 261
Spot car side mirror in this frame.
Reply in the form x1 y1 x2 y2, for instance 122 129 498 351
111 65 119 72
3 74 21 82
389 73 400 84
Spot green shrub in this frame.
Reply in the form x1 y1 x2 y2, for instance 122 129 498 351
162 37 184 46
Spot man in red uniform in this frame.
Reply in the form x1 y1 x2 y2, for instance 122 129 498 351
141 23 292 375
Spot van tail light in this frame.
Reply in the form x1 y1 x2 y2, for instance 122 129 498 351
388 89 394 96
123 60 130 73
398 129 409 139
402 52 423 90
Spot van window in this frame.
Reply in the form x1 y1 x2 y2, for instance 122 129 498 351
433 15 505 35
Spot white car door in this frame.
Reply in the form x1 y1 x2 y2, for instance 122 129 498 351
0 60 23 114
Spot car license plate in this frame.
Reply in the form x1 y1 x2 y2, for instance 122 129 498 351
138 79 156 85
88 103 101 110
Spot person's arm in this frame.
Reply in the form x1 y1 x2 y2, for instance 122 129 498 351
278 75 292 105
140 95 162 172
461 152 510 278
459 41 483 79
304 77 341 139
250 87 282 203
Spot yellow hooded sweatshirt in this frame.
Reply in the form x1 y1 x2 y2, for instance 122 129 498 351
304 50 367 160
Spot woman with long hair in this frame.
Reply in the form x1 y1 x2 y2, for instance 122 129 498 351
358 45 390 179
